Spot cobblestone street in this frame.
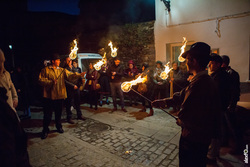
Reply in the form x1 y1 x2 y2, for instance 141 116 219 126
21 99 247 167
23 102 181 167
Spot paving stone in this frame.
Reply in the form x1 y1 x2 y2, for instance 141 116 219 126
162 159 171 166
169 144 176 149
141 146 149 152
163 148 172 155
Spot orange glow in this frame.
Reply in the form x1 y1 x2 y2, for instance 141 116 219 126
94 52 107 71
121 75 147 92
69 39 78 60
108 41 118 57
160 63 172 80
178 37 187 62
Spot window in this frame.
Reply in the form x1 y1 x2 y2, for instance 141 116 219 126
166 42 194 65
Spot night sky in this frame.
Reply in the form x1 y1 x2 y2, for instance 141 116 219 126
27 0 80 15
27 0 155 23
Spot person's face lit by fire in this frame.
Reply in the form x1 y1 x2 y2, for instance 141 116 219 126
185 54 196 73
66 57 72 66
156 63 161 68
52 59 60 67
172 63 178 70
208 61 220 73
129 63 133 69
89 63 93 69
73 61 78 68
114 59 120 66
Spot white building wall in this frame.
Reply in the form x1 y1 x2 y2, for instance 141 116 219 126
154 0 250 82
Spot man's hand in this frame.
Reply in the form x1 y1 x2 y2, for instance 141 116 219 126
151 99 166 108
176 118 183 127
53 79 57 85
13 99 18 108
74 85 78 90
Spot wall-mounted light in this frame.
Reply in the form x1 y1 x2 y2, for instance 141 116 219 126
161 0 170 12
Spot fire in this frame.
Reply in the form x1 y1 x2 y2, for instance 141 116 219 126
125 150 133 154
69 39 78 60
160 63 172 80
94 52 107 71
108 41 118 57
121 75 147 92
178 37 187 62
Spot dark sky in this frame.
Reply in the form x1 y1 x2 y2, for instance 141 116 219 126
27 0 155 23
27 0 80 15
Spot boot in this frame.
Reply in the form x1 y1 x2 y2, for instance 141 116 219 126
147 109 154 117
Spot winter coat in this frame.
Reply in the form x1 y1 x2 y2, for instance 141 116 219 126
166 71 220 144
210 68 231 111
0 70 18 110
107 64 124 83
85 69 99 91
124 67 139 81
38 66 82 100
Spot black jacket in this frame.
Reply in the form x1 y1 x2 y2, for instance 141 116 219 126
166 71 220 144
107 64 124 83
210 68 231 111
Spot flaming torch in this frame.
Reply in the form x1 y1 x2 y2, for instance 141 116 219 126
178 37 187 62
69 39 78 60
56 39 78 79
160 63 172 80
108 41 118 57
121 74 177 120
94 52 107 71
121 74 147 92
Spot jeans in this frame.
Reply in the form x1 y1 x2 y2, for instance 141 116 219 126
110 82 124 108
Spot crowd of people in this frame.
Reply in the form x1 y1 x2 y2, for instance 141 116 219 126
0 41 242 166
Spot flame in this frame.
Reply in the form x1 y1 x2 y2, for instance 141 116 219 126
178 37 187 62
121 75 147 92
160 63 172 80
69 39 78 60
94 52 107 71
125 150 133 154
108 41 118 57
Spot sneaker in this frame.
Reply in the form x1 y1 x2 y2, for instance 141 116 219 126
67 119 75 124
122 108 127 112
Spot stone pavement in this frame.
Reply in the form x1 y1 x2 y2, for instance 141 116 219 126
21 98 248 167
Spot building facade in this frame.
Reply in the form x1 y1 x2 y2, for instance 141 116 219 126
154 0 250 82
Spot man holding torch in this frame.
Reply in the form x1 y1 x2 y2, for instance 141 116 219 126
152 42 220 167
39 54 84 139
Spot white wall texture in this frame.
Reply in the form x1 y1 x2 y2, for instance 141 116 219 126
154 0 250 82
